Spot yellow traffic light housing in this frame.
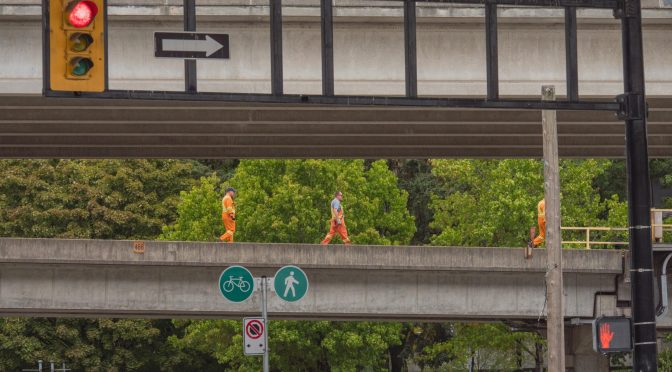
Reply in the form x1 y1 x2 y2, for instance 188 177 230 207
49 0 106 92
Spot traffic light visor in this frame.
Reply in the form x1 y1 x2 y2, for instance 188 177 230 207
66 1 98 28
69 33 93 52
69 57 94 76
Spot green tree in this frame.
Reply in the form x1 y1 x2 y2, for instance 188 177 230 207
429 159 628 247
419 159 629 369
163 160 416 245
0 159 207 239
0 160 213 371
164 160 412 370
160 174 223 242
419 323 545 371
388 159 441 245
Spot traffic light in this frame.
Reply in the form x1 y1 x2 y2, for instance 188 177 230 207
593 316 633 353
48 0 106 92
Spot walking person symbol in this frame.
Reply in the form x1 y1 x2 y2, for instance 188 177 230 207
283 271 299 298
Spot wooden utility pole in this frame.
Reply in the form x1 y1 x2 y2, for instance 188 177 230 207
542 85 565 371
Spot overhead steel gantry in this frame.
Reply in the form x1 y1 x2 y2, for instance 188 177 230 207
40 0 655 369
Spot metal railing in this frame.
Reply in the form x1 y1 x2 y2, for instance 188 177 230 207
561 226 629 250
560 209 672 249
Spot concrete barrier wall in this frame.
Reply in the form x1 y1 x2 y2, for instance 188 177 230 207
0 238 624 320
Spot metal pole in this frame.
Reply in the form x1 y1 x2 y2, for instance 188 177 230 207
621 0 657 367
320 0 334 96
485 3 499 100
564 7 579 101
184 0 197 92
262 276 269 372
542 85 565 372
403 0 417 98
270 0 283 95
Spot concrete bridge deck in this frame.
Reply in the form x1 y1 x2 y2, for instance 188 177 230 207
0 238 626 321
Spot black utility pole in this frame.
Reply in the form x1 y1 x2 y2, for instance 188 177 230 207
620 0 657 368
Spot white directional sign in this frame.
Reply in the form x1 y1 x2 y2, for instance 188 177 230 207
243 317 266 355
154 32 229 59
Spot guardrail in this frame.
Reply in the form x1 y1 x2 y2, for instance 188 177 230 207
561 208 672 249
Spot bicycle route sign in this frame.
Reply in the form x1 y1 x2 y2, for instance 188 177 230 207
273 265 309 302
219 265 255 302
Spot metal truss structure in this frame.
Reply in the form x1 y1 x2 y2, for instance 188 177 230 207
41 0 656 369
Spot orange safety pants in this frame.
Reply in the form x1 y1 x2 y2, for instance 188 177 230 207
219 213 236 243
321 220 351 245
532 215 546 247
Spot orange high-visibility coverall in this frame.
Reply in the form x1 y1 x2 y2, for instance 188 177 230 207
321 199 351 245
532 199 546 247
219 194 236 242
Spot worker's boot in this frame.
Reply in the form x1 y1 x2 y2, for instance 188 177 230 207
220 233 233 243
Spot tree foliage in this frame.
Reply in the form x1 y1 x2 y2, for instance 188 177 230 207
0 160 211 371
429 159 628 247
0 160 206 239
419 323 545 370
163 159 416 245
164 160 411 370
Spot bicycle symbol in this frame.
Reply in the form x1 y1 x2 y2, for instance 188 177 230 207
222 276 251 293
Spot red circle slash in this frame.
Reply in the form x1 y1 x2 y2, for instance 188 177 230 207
245 320 264 340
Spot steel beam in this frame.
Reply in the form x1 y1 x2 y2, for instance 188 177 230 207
485 3 499 100
565 7 579 101
43 90 620 111
320 0 334 96
370 0 618 8
183 0 197 93
404 0 418 98
270 0 283 95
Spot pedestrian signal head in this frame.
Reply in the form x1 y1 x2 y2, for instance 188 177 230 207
593 316 632 353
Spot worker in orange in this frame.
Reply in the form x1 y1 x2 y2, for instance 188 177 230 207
530 198 546 248
219 187 236 243
321 191 351 245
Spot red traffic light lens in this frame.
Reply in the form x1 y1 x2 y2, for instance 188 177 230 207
67 1 98 28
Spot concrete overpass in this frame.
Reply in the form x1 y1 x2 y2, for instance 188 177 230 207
0 238 630 321
0 1 671 158
5 237 654 369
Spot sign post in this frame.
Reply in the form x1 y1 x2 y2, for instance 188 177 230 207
219 265 309 372
261 276 269 372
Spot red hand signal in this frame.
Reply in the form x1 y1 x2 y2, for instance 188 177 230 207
600 323 614 349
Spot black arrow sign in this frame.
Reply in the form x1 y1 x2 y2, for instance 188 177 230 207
154 32 229 59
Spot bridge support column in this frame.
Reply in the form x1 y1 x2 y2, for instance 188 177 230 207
564 324 609 371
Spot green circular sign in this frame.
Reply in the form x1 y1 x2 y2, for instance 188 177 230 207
219 266 255 303
274 265 309 302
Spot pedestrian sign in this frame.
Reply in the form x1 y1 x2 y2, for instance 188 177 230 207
273 265 309 302
219 266 255 302
243 317 266 355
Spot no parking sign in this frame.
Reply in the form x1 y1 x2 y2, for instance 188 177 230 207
243 317 266 355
